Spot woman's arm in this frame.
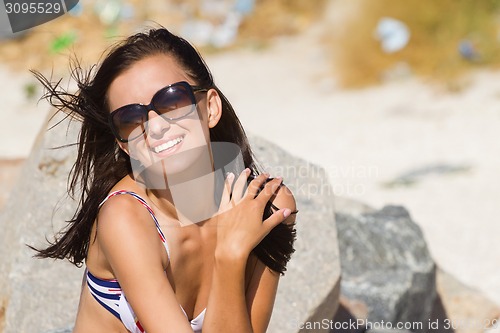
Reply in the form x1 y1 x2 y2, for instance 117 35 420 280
97 194 194 333
246 184 296 332
203 172 297 333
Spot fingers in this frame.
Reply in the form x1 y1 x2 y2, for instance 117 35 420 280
221 169 285 215
254 177 283 205
261 208 292 235
231 168 251 203
218 172 234 211
246 173 271 198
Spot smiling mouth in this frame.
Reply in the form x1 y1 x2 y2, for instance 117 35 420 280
152 136 184 154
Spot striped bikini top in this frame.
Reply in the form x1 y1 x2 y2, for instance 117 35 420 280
86 190 205 333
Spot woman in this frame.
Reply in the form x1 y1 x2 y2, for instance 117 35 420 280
33 27 296 333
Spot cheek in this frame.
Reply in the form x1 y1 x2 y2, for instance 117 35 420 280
180 109 211 144
185 120 211 147
198 106 214 142
120 138 146 161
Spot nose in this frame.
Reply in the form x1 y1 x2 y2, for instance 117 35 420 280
147 110 171 138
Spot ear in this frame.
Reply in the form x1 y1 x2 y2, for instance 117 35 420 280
117 140 130 156
205 88 222 128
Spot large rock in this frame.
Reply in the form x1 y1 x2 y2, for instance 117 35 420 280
250 135 341 333
0 158 24 210
0 116 341 333
0 113 82 333
433 268 500 333
335 201 436 332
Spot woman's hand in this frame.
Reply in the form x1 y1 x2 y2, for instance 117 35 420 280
214 169 292 260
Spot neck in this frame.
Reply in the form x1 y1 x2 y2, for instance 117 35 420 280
147 173 218 226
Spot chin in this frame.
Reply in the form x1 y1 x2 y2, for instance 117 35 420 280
140 144 213 188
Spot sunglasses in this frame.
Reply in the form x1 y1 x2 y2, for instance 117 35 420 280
109 81 208 142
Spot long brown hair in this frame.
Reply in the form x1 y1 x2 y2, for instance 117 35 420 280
32 27 295 274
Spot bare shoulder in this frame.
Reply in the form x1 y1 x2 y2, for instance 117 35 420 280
97 175 151 230
96 190 167 267
98 191 150 225
272 184 296 210
271 183 297 225
97 192 156 248
86 186 167 279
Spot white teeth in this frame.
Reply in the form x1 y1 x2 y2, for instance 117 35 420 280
153 137 183 153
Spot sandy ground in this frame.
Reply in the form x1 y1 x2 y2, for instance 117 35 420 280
1 1 500 310
204 33 500 306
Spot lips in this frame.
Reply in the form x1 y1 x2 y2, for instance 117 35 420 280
151 135 184 154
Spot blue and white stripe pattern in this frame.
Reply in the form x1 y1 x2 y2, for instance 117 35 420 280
87 269 122 319
85 190 205 332
86 190 171 332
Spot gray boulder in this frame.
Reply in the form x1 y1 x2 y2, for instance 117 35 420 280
0 112 82 333
40 329 72 333
250 135 341 333
335 202 436 332
0 116 341 333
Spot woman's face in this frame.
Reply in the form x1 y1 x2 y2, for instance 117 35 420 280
107 54 221 182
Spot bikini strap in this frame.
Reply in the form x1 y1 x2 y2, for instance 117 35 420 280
100 190 170 258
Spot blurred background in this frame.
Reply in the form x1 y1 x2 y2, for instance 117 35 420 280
1 0 500 323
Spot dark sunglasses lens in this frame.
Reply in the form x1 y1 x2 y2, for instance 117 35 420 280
153 84 196 119
112 105 147 141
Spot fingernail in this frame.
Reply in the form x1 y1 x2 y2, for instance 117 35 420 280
244 168 250 175
276 176 283 181
226 172 234 180
283 208 291 218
